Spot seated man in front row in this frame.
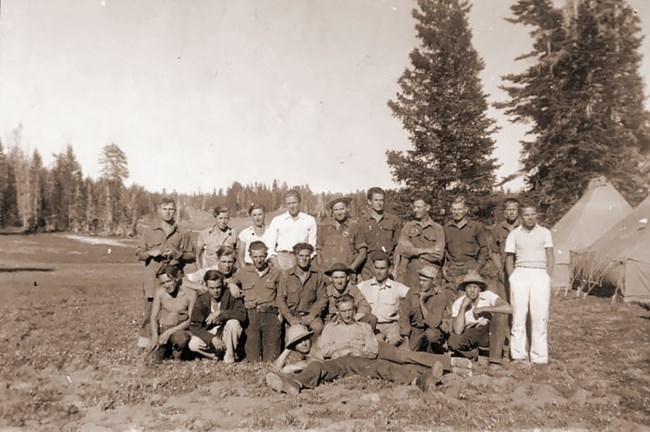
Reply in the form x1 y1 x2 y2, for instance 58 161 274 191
324 262 377 329
399 265 449 354
357 252 410 346
188 269 247 363
147 264 196 362
449 271 512 371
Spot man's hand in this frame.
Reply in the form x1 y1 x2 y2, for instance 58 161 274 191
147 338 159 351
401 336 411 351
461 297 473 310
472 307 489 319
206 311 222 325
288 316 301 326
300 314 314 326
158 331 172 345
418 291 434 302
211 336 226 352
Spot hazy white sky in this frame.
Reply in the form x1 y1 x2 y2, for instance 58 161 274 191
1 0 649 194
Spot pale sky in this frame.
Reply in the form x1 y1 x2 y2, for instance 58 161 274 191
1 0 649 194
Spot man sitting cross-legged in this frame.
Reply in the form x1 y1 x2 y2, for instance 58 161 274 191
266 294 472 395
147 264 196 362
449 271 512 372
188 269 247 363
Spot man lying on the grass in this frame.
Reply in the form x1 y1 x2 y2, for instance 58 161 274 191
188 269 246 363
147 265 196 362
268 295 472 394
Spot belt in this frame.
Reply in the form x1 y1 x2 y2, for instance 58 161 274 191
248 305 278 313
515 265 547 269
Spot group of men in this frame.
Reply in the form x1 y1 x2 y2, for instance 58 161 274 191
135 187 554 393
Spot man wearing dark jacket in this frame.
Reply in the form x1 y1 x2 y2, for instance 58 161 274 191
188 269 246 363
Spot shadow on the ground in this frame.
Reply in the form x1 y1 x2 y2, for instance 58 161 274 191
0 267 54 273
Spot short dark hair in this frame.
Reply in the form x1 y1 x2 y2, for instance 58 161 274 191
412 195 430 205
249 240 268 253
335 294 356 308
292 242 314 255
452 195 466 206
370 251 391 267
520 202 538 212
503 197 521 207
160 196 176 208
212 206 229 217
248 202 266 215
156 264 182 280
203 269 225 284
367 187 385 200
283 189 301 203
216 245 236 259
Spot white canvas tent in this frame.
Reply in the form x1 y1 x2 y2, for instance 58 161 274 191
551 177 632 290
572 193 650 304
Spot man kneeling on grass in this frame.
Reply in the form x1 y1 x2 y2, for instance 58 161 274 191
188 270 247 363
266 294 473 395
147 265 197 362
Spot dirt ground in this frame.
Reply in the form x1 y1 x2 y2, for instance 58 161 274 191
0 233 649 431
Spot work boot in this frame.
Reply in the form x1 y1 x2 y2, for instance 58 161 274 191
416 360 444 392
266 372 301 395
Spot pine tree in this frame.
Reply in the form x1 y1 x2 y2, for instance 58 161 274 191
387 0 499 217
499 0 650 222
99 143 129 234
27 150 47 231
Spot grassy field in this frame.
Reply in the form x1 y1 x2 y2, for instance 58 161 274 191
0 232 649 431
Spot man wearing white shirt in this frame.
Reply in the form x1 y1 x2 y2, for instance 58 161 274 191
505 204 554 365
449 271 511 371
358 252 410 346
265 189 317 271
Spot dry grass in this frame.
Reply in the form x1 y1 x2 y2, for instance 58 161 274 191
0 233 648 431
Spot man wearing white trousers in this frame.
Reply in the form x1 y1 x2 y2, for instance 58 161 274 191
505 204 554 365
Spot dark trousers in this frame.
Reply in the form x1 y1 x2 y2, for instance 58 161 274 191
245 308 283 362
448 313 508 364
409 327 446 354
151 329 191 362
377 340 452 370
292 357 427 389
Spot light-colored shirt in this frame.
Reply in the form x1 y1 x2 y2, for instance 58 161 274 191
505 224 553 268
265 211 317 257
315 319 378 360
238 226 267 264
197 226 238 268
451 290 500 328
357 278 410 323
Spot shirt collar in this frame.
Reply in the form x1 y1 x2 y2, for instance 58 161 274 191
282 211 305 220
501 218 521 232
447 218 469 229
209 225 232 235
371 278 392 290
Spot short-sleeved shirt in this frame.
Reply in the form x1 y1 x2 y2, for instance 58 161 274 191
197 225 238 268
317 219 367 271
265 212 317 257
360 212 402 257
235 263 281 309
505 224 553 268
451 290 500 328
444 219 489 265
491 219 521 263
357 278 410 323
238 226 267 265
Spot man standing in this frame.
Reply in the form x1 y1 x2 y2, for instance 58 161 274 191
197 206 238 269
323 263 376 329
443 196 489 287
357 252 410 346
359 187 402 280
237 241 283 362
449 271 511 371
237 203 267 266
277 243 328 335
490 197 521 300
147 265 196 362
188 270 246 363
399 266 449 353
265 189 317 271
396 197 445 289
316 197 367 277
136 196 195 345
505 204 554 365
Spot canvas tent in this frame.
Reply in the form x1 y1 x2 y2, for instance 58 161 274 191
572 193 650 304
551 177 632 290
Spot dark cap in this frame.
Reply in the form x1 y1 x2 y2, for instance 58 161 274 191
328 197 352 209
324 262 354 276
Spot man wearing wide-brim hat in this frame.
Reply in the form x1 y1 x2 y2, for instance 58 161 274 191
316 197 367 279
323 263 377 329
448 270 512 372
